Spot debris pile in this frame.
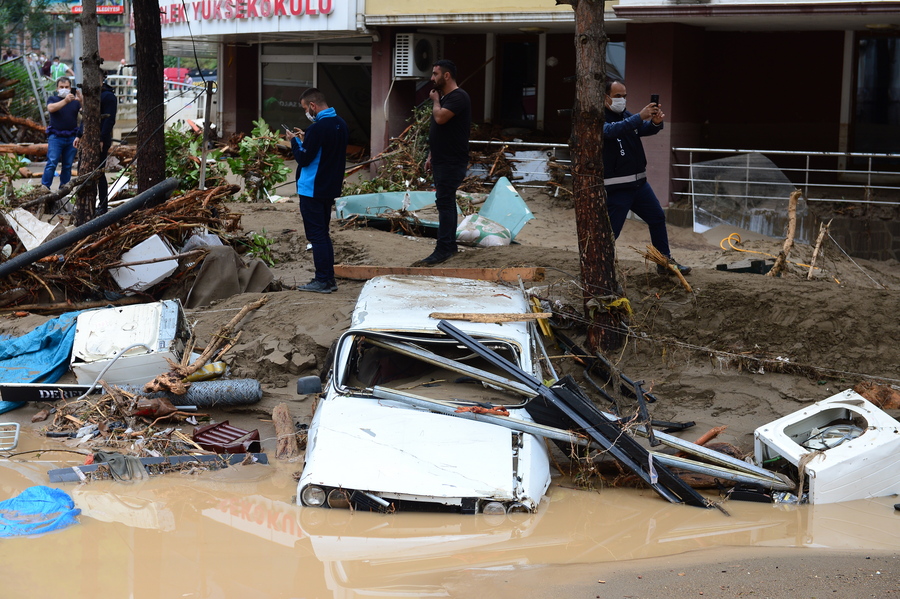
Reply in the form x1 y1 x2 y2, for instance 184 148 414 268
0 184 242 309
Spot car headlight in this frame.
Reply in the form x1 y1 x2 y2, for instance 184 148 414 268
300 485 327 507
481 501 506 515
327 489 351 509
506 502 530 514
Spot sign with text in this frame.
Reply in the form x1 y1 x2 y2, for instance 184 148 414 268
70 0 125 14
160 0 335 24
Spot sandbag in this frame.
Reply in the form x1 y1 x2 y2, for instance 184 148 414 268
456 214 511 247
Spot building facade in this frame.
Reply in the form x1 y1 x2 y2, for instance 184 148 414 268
158 0 900 204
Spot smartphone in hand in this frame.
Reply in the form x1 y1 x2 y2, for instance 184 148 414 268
651 94 659 106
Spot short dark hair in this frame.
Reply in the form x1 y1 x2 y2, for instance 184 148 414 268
433 59 457 81
604 77 623 94
53 56 60 61
300 87 327 105
56 77 71 87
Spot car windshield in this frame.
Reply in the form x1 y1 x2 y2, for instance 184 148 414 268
335 331 531 407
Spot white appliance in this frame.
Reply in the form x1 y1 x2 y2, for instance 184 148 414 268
754 389 900 504
70 300 191 387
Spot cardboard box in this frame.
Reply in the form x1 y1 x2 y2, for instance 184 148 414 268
108 234 178 293
70 300 191 387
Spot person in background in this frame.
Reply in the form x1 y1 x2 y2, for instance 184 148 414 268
76 73 117 215
286 88 349 294
418 58 471 266
602 78 691 275
50 57 74 81
117 59 132 77
41 77 82 192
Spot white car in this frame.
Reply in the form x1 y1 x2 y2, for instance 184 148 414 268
297 275 552 515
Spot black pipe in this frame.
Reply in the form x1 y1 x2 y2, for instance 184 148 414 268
0 178 179 279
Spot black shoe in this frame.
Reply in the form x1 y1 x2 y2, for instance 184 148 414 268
297 279 334 293
416 251 456 266
657 257 692 276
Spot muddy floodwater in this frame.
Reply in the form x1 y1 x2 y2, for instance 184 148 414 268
1 429 897 598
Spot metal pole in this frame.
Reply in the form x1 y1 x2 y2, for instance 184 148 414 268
25 57 46 127
805 154 810 199
198 80 215 190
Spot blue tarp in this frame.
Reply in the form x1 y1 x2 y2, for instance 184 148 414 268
0 311 82 414
0 486 81 537
478 176 535 240
334 177 534 240
334 190 451 227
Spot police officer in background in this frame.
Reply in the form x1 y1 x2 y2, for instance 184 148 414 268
603 78 691 275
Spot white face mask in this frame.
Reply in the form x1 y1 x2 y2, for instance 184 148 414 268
305 110 316 122
608 97 627 113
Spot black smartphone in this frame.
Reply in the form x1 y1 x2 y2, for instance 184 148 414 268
651 94 659 105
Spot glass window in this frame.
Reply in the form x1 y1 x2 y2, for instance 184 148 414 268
853 35 900 155
317 44 371 56
261 62 314 129
262 44 314 56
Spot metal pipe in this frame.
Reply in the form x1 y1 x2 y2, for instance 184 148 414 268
374 387 792 491
650 452 793 491
629 425 784 483
372 386 588 447
470 139 568 149
673 147 900 159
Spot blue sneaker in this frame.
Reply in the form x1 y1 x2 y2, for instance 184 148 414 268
298 279 336 294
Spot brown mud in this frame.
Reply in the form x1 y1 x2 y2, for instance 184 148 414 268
1 189 898 596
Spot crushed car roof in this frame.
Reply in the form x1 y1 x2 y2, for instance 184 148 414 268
350 275 532 340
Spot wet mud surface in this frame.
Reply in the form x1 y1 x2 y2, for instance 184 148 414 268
1 191 899 595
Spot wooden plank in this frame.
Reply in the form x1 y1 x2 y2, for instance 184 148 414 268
273 403 300 459
430 312 552 323
334 264 545 283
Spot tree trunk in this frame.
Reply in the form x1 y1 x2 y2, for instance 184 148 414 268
74 0 102 226
133 0 166 193
569 0 623 351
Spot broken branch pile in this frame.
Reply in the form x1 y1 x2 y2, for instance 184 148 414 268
40 383 212 462
0 184 241 307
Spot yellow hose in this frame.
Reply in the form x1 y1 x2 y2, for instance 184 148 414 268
719 233 815 269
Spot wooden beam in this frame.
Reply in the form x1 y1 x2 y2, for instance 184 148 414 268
430 312 552 323
334 264 545 282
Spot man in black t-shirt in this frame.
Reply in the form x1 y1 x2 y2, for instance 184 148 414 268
418 59 471 265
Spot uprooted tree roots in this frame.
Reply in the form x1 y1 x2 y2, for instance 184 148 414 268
0 184 242 309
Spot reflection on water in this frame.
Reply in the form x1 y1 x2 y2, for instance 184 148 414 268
0 430 897 598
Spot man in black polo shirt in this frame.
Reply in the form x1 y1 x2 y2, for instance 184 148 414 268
42 77 82 192
418 59 471 266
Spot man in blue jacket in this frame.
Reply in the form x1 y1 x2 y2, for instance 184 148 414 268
288 88 349 293
603 79 691 275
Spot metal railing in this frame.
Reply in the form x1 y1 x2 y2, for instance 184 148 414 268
106 75 213 128
672 147 900 206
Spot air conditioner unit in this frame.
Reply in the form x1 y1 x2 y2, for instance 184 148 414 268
393 33 443 79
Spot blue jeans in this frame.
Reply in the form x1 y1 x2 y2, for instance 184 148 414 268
432 161 467 255
42 134 77 188
606 180 671 257
299 195 335 283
